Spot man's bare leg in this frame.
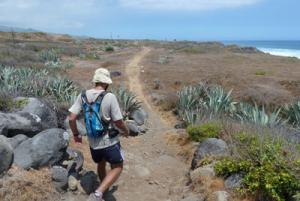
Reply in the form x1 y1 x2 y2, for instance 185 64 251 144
97 163 123 194
97 160 107 182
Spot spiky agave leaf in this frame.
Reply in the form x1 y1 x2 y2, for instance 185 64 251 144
282 101 300 128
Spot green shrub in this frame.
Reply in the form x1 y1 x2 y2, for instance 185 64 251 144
0 91 13 112
215 133 300 201
187 122 222 142
255 70 267 76
104 45 114 52
282 100 300 128
39 49 60 62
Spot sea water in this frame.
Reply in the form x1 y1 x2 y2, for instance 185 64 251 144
224 41 300 59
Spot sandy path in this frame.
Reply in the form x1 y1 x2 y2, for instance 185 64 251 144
66 47 188 201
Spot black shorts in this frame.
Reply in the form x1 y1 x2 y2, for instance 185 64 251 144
90 143 124 164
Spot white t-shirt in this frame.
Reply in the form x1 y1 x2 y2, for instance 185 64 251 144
69 89 123 149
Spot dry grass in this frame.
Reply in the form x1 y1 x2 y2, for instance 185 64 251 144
0 166 60 201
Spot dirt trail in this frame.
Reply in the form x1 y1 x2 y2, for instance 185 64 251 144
66 47 189 201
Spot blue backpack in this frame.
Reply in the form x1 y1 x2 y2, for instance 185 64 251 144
81 90 108 138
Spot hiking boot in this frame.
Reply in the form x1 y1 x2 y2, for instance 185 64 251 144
87 193 104 201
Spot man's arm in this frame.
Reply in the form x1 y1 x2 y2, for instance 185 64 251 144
69 112 82 143
114 119 129 137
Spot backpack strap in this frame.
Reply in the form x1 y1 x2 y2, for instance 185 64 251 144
81 90 89 105
94 91 109 127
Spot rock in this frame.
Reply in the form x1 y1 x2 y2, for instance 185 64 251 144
64 117 87 136
0 112 43 137
134 165 151 177
8 134 28 149
191 138 229 169
181 194 206 201
79 171 99 195
126 120 140 136
110 71 122 77
138 125 148 134
0 136 13 174
225 173 243 190
209 191 230 201
68 175 78 191
51 166 68 191
14 97 58 130
129 108 148 126
14 128 69 169
190 166 215 182
66 148 84 173
175 121 187 129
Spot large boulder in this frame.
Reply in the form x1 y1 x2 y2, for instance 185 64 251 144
14 128 69 169
14 97 58 130
8 134 28 149
0 136 13 174
129 108 148 126
0 112 43 137
191 138 229 169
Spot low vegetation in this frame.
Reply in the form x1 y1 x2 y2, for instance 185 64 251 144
187 122 222 142
176 82 298 128
215 132 300 201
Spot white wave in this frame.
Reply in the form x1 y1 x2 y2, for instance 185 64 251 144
258 48 300 59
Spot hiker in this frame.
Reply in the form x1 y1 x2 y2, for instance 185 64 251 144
68 68 129 201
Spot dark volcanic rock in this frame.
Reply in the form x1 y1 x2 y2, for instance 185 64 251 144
8 134 28 149
191 138 229 169
14 128 69 169
14 97 58 130
79 171 99 195
0 136 13 174
51 166 68 191
0 112 43 137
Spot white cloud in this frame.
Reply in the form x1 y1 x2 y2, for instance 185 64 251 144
0 0 100 31
119 0 261 10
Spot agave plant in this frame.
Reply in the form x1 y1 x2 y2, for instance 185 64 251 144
111 87 141 119
0 66 79 104
206 86 237 115
235 103 283 127
39 48 60 62
282 101 300 128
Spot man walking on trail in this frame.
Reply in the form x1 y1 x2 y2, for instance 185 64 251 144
68 68 129 201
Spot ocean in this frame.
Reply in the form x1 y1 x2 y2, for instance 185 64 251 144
223 40 300 59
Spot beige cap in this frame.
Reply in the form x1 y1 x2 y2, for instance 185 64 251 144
92 68 112 84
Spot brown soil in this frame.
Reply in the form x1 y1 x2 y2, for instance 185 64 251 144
140 48 300 107
66 47 190 201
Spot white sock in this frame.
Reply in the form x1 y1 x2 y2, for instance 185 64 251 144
94 190 103 199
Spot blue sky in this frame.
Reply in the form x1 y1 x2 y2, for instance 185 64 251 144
0 0 299 40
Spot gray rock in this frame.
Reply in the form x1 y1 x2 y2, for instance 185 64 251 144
225 173 243 190
181 194 205 201
14 128 69 169
8 134 28 149
209 191 230 201
0 136 13 174
0 112 43 137
190 166 215 183
129 108 148 126
191 138 229 169
126 120 140 136
68 175 78 191
64 117 87 136
79 171 99 195
66 148 84 173
51 166 68 191
14 97 58 130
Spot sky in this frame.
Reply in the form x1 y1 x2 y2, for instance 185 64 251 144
0 0 299 40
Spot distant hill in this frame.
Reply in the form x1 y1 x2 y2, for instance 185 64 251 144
0 25 39 33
